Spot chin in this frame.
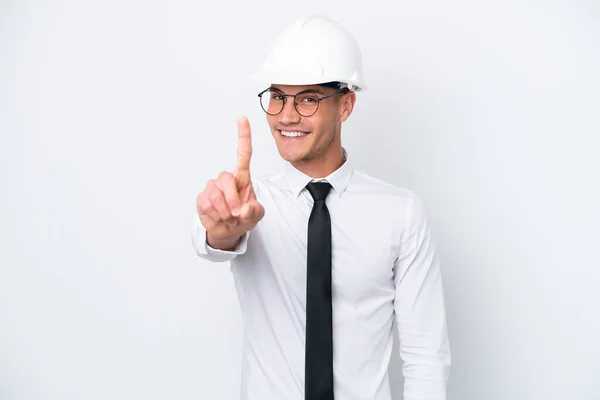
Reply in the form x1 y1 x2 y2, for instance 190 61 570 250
272 135 308 160
277 148 307 163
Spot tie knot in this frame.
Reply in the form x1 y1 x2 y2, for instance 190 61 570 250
306 181 332 202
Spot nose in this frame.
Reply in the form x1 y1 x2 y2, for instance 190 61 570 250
279 97 301 125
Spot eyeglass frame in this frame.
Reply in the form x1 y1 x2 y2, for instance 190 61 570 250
257 87 349 117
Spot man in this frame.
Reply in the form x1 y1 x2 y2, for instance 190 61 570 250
191 15 450 400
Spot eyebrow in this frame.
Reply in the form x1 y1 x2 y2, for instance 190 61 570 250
269 85 325 95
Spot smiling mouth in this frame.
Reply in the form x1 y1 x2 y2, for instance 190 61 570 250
279 130 310 138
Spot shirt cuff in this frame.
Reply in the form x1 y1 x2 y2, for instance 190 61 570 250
191 214 249 262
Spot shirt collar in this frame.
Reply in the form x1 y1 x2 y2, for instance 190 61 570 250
284 147 354 198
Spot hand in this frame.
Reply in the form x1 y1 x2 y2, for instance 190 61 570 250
196 117 265 250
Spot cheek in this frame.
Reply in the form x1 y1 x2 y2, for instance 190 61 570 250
266 116 278 133
311 116 334 138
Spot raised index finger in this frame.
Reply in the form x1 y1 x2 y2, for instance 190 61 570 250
236 116 252 174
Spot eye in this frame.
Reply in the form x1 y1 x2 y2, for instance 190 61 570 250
299 94 318 103
271 93 284 101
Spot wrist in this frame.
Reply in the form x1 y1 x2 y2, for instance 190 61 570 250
206 233 242 251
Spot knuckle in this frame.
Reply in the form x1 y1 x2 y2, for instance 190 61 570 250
198 200 212 214
197 193 210 209
238 148 251 157
196 192 205 206
220 176 237 194
218 171 234 182
206 179 217 190
209 191 222 204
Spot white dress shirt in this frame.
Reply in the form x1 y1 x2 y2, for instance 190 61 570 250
191 149 450 400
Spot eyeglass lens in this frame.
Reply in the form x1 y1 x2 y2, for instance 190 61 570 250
260 89 320 117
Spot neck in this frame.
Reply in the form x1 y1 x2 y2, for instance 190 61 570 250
291 145 345 178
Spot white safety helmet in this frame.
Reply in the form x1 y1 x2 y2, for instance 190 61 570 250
251 15 367 91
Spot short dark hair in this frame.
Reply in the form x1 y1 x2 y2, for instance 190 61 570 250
319 81 347 90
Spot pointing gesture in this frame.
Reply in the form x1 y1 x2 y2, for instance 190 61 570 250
196 117 265 251
236 116 253 174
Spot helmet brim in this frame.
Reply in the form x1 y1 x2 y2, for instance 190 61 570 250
249 70 367 91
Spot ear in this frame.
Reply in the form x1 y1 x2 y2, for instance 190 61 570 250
338 91 356 123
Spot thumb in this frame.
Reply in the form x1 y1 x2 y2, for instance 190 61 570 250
239 200 264 223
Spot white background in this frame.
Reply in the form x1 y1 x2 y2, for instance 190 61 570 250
1 0 599 399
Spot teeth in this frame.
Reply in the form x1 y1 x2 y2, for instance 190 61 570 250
281 131 307 138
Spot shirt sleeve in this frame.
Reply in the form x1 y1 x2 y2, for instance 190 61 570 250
393 192 451 400
190 213 249 262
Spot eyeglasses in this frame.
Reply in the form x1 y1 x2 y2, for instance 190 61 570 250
257 88 347 117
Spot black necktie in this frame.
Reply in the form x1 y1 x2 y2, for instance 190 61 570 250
305 181 334 400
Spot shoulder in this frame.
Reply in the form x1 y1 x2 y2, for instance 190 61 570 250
351 169 419 201
350 169 430 224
